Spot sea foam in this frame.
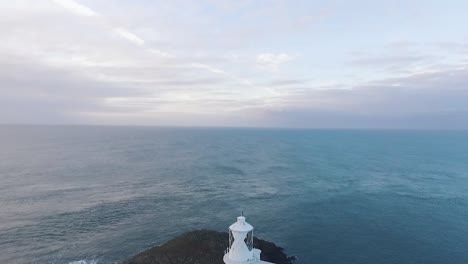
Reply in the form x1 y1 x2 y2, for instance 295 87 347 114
69 260 98 264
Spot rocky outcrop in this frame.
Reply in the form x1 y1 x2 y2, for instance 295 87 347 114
123 230 295 264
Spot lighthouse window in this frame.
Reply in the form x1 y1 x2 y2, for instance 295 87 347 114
229 230 234 248
244 230 254 251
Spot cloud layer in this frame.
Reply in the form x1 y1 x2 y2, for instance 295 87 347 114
1 0 468 128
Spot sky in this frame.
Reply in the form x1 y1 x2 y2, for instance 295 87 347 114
1 0 468 128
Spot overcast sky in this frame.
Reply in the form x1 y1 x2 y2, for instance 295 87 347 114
1 0 468 128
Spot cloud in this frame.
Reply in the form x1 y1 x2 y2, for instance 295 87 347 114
1 1 468 128
346 42 467 77
113 28 145 46
149 48 172 58
52 0 260 92
350 54 431 68
267 79 308 87
51 0 99 17
0 55 135 124
190 63 227 75
256 53 292 71
262 66 468 128
52 0 148 49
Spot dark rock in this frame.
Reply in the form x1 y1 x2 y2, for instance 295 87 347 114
123 229 295 264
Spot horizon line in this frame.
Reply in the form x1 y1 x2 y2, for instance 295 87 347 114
1 123 467 131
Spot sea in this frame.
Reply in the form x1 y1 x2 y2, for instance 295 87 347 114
0 125 467 264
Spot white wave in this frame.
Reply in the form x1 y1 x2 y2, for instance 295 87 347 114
68 260 98 264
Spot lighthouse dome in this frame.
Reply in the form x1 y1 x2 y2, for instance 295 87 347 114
229 216 253 232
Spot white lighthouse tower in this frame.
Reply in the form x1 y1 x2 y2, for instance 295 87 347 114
223 213 274 264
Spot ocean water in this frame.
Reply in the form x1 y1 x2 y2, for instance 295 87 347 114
1 125 467 264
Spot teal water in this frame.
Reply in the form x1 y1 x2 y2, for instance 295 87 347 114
0 125 467 264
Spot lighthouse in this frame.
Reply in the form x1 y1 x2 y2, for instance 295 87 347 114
223 213 274 264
